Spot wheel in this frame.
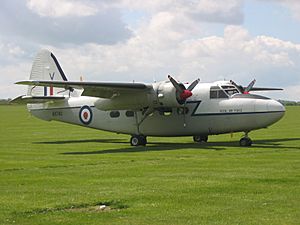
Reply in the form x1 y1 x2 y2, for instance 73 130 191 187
239 137 252 147
193 136 202 142
193 135 208 143
130 135 147 146
202 136 208 142
140 136 147 146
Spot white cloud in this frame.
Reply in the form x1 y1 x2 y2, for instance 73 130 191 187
121 0 243 24
284 85 300 101
0 63 30 99
0 42 25 59
0 0 131 45
26 0 98 17
281 0 300 21
43 24 300 97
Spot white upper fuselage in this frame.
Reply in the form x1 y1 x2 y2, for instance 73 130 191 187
28 80 285 137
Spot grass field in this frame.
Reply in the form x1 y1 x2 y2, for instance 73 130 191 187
0 105 299 225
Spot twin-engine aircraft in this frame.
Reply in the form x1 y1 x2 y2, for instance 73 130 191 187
12 50 285 147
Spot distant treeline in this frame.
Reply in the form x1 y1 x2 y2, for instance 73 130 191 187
278 100 300 106
0 99 12 105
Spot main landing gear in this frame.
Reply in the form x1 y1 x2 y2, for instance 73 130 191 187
239 132 252 147
193 135 208 143
130 135 147 146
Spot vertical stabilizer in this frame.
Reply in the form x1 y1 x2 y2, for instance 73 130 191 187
27 50 68 96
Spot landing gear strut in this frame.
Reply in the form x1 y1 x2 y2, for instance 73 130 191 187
193 135 208 143
130 135 147 146
239 132 252 147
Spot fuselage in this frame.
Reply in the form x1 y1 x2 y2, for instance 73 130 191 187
28 81 285 137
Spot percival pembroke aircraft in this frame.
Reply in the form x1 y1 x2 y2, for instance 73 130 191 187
12 50 285 147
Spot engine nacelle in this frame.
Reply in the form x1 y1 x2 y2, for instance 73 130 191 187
153 81 183 108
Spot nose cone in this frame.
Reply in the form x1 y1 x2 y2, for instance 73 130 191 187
268 100 285 121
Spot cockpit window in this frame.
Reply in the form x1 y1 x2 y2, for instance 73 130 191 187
210 86 228 99
221 85 239 96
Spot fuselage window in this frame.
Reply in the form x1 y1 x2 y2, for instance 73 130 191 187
110 111 120 118
210 86 228 99
125 111 134 117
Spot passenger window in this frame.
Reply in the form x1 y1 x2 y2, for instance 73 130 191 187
125 111 134 117
110 111 120 118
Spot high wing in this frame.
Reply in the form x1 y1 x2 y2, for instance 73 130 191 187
247 87 283 91
16 80 152 98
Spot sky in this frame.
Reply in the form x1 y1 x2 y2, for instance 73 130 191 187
1 0 300 100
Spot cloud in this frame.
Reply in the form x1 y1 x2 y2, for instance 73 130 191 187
282 0 300 21
259 0 300 21
121 0 244 24
44 25 300 93
284 85 300 101
1 0 300 101
26 0 98 17
0 0 131 45
0 63 30 98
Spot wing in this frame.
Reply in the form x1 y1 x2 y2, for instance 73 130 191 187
16 80 152 98
248 87 283 91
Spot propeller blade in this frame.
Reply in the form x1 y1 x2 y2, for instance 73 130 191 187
244 79 256 93
168 75 184 93
187 78 200 91
230 80 244 93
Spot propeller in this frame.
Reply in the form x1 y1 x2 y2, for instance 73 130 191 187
230 79 283 94
230 79 256 94
168 75 200 127
168 75 200 103
243 79 256 94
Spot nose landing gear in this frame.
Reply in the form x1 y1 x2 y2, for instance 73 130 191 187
239 132 252 147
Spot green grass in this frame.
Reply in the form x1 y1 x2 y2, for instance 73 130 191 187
0 105 299 225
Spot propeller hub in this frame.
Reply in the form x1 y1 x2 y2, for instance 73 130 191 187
180 90 193 100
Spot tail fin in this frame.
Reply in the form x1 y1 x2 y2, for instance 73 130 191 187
28 49 68 96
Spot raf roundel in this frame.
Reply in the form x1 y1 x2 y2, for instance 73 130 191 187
79 106 93 125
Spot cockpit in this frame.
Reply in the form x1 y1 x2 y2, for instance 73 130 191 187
210 84 240 99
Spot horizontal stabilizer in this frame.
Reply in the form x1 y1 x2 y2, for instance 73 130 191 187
10 95 65 104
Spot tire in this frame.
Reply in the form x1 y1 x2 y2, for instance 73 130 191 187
193 135 208 143
202 136 208 142
239 137 252 147
130 135 147 146
193 136 202 142
130 136 140 146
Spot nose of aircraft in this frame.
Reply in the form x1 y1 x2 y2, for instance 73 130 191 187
268 99 285 121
